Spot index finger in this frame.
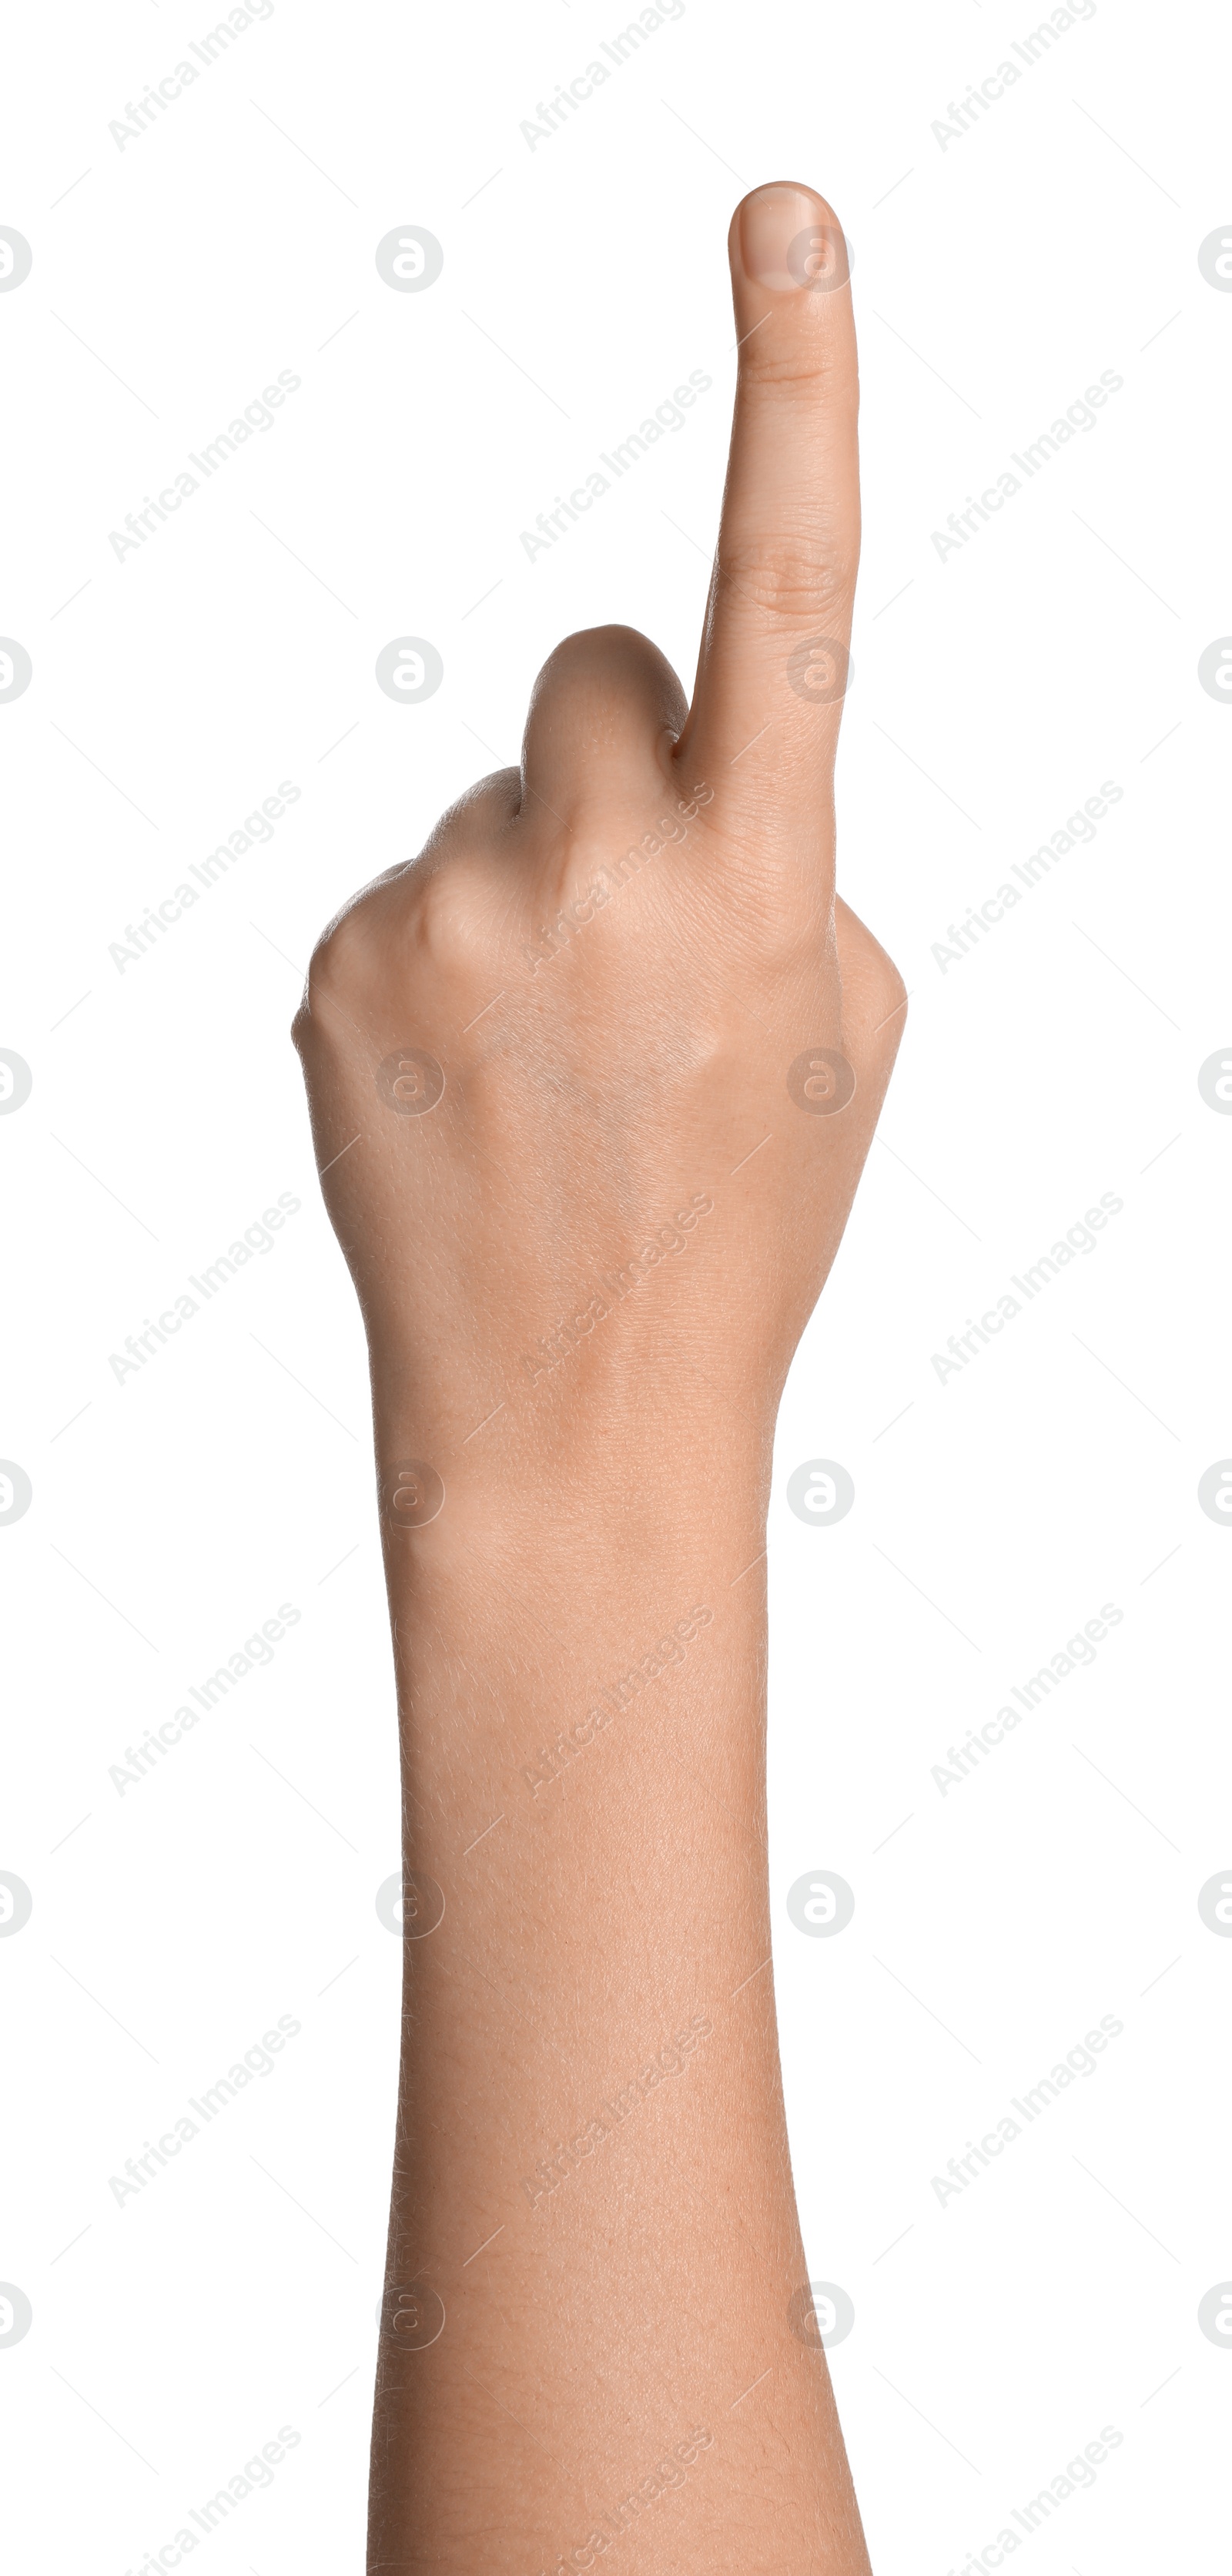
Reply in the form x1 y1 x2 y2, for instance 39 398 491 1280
676 183 860 855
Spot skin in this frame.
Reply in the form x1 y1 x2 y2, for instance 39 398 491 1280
293 183 906 2576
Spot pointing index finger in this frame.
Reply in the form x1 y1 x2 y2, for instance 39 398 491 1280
678 183 860 853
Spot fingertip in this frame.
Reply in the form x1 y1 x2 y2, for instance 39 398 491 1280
732 182 849 296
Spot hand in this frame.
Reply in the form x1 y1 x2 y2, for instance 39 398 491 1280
293 179 904 1550
293 181 902 2576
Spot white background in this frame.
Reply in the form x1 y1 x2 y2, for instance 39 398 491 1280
2 1 1229 2570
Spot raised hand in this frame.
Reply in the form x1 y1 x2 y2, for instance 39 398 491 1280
294 180 902 2576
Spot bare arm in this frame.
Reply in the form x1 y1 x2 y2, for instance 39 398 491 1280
294 180 905 2576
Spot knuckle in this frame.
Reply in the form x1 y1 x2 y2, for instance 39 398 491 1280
293 850 500 1064
414 859 493 972
718 531 857 626
306 902 374 1009
845 936 909 1053
871 956 909 1038
740 332 859 402
294 889 394 1056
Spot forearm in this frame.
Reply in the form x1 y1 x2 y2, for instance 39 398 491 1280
369 1425 869 2575
292 173 901 2574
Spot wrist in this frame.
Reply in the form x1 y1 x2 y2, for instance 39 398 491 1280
378 1485 769 1875
372 1369 776 1563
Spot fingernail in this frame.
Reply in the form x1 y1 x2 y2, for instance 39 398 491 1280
738 184 845 294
